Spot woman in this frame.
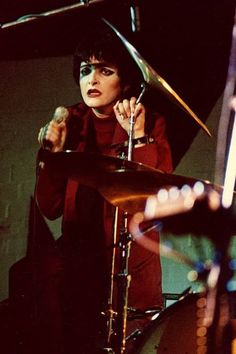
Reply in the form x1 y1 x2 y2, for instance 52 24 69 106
36 20 173 354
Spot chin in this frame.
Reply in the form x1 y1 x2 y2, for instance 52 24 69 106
84 98 103 108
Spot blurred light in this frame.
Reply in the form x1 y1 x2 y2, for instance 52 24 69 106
188 270 198 282
193 181 205 196
227 279 236 291
157 188 168 203
229 259 236 270
169 186 180 200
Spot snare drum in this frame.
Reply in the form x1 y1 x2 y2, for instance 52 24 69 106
134 292 207 354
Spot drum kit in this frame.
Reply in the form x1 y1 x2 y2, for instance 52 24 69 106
39 148 236 354
3 1 236 353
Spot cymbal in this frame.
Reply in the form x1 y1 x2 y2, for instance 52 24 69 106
98 170 221 215
39 149 156 177
103 19 211 137
135 187 236 238
39 150 217 214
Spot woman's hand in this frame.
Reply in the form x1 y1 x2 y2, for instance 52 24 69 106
38 107 68 152
113 97 145 138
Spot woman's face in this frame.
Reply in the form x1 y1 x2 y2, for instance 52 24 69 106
79 57 122 116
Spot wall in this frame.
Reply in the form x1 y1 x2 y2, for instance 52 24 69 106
0 56 79 300
161 96 223 295
0 55 233 303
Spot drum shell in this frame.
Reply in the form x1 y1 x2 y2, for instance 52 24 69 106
134 292 206 354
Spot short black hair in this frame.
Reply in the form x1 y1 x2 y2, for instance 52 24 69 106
73 19 143 98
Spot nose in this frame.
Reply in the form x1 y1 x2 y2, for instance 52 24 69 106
88 69 98 85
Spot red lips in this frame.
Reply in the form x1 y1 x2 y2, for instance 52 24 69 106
87 89 101 97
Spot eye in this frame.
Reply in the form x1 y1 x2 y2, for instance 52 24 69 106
101 67 114 76
80 66 91 78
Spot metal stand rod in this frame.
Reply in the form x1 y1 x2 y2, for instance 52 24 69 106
222 110 236 208
0 0 104 29
115 84 147 353
104 83 147 353
114 213 132 354
214 7 236 187
127 83 146 161
205 225 233 354
105 207 119 349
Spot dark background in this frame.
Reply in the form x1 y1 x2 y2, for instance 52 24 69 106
0 0 235 166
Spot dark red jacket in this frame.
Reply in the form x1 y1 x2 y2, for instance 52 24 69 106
36 103 173 310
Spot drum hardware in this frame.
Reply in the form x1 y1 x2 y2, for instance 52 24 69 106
39 149 226 216
100 202 133 354
100 348 116 354
107 79 144 349
127 306 162 320
104 205 119 353
0 0 105 29
126 328 142 343
106 83 148 354
39 149 236 353
207 11 236 352
112 217 132 353
130 183 236 353
134 292 208 354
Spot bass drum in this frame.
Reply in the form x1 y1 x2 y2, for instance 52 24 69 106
134 292 207 354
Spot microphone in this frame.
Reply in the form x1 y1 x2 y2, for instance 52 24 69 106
130 3 141 32
52 106 69 124
39 106 69 150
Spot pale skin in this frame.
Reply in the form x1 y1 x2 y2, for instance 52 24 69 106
229 96 236 111
38 57 145 152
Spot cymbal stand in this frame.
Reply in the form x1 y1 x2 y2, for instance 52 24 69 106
205 113 236 353
208 9 236 351
104 206 119 353
105 83 147 354
204 218 233 354
117 83 147 354
113 211 132 354
127 83 146 161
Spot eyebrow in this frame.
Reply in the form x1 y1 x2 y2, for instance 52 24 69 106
80 62 115 69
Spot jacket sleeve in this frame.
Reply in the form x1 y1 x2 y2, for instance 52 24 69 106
35 153 67 220
133 114 173 173
35 103 86 220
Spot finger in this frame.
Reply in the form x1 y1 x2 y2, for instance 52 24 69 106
38 128 44 144
47 121 62 141
134 102 144 118
122 99 132 118
130 97 137 114
116 102 127 118
38 123 49 145
113 101 127 121
113 100 120 112
39 121 59 148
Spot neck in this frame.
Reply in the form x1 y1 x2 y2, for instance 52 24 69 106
92 108 113 119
